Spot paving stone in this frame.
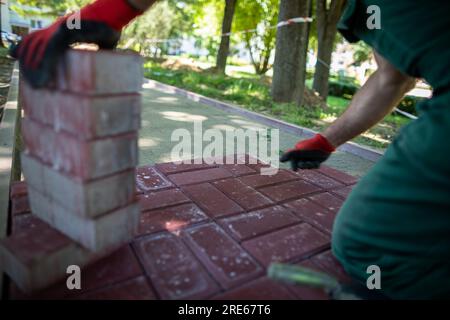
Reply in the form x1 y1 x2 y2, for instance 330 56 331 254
218 206 300 241
309 192 345 213
330 185 354 199
242 223 330 267
76 276 156 300
222 164 256 177
7 245 142 300
318 165 358 185
212 277 295 300
182 183 244 218
310 250 352 284
292 170 345 189
21 81 141 139
138 189 190 212
133 232 220 300
22 118 138 180
28 187 140 251
55 49 143 95
22 154 136 218
136 165 173 193
259 179 321 203
168 167 233 186
182 223 264 290
284 260 331 300
0 216 103 293
138 203 209 236
11 213 34 234
156 161 218 175
11 195 31 216
239 170 295 189
10 181 28 199
284 198 336 234
213 178 273 211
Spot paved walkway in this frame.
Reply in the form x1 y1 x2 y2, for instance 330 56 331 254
138 84 374 178
9 157 355 300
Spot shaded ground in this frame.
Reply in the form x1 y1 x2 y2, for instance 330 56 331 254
9 159 356 300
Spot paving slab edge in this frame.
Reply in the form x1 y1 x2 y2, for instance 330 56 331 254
144 78 383 163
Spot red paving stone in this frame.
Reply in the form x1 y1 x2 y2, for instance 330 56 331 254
136 166 173 193
318 165 359 185
331 185 355 199
182 183 244 218
239 170 295 189
7 157 356 300
76 276 157 300
284 198 336 235
168 167 232 186
259 179 321 203
133 232 220 300
138 189 190 212
212 277 295 300
292 170 345 190
310 250 352 284
286 260 331 300
309 192 345 213
11 195 31 216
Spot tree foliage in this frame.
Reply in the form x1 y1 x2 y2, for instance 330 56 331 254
234 0 279 74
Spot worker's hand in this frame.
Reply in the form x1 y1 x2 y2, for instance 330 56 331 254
10 0 141 88
280 134 336 171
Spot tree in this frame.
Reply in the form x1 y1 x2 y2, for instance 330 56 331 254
312 0 346 99
272 0 311 105
234 0 279 75
215 0 237 73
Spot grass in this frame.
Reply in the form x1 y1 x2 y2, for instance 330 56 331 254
144 59 411 150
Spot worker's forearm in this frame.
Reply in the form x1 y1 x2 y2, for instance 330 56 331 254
127 0 157 11
323 69 415 147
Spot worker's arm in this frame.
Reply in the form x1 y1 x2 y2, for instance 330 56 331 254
281 51 416 171
11 0 157 88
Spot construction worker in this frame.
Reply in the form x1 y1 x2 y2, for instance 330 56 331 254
282 0 450 299
12 0 450 299
10 0 156 88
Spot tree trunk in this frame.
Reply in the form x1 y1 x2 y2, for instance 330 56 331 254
313 0 346 99
272 0 312 106
215 0 237 74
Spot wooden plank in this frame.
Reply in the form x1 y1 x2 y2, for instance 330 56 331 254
0 62 21 299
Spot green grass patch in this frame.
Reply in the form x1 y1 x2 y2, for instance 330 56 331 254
144 60 411 150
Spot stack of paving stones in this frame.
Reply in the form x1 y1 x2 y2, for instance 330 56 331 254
0 49 143 294
4 152 357 300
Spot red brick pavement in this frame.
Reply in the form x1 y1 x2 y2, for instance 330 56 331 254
6 157 358 300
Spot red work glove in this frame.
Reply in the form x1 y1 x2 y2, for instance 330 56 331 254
10 0 143 88
280 134 336 171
